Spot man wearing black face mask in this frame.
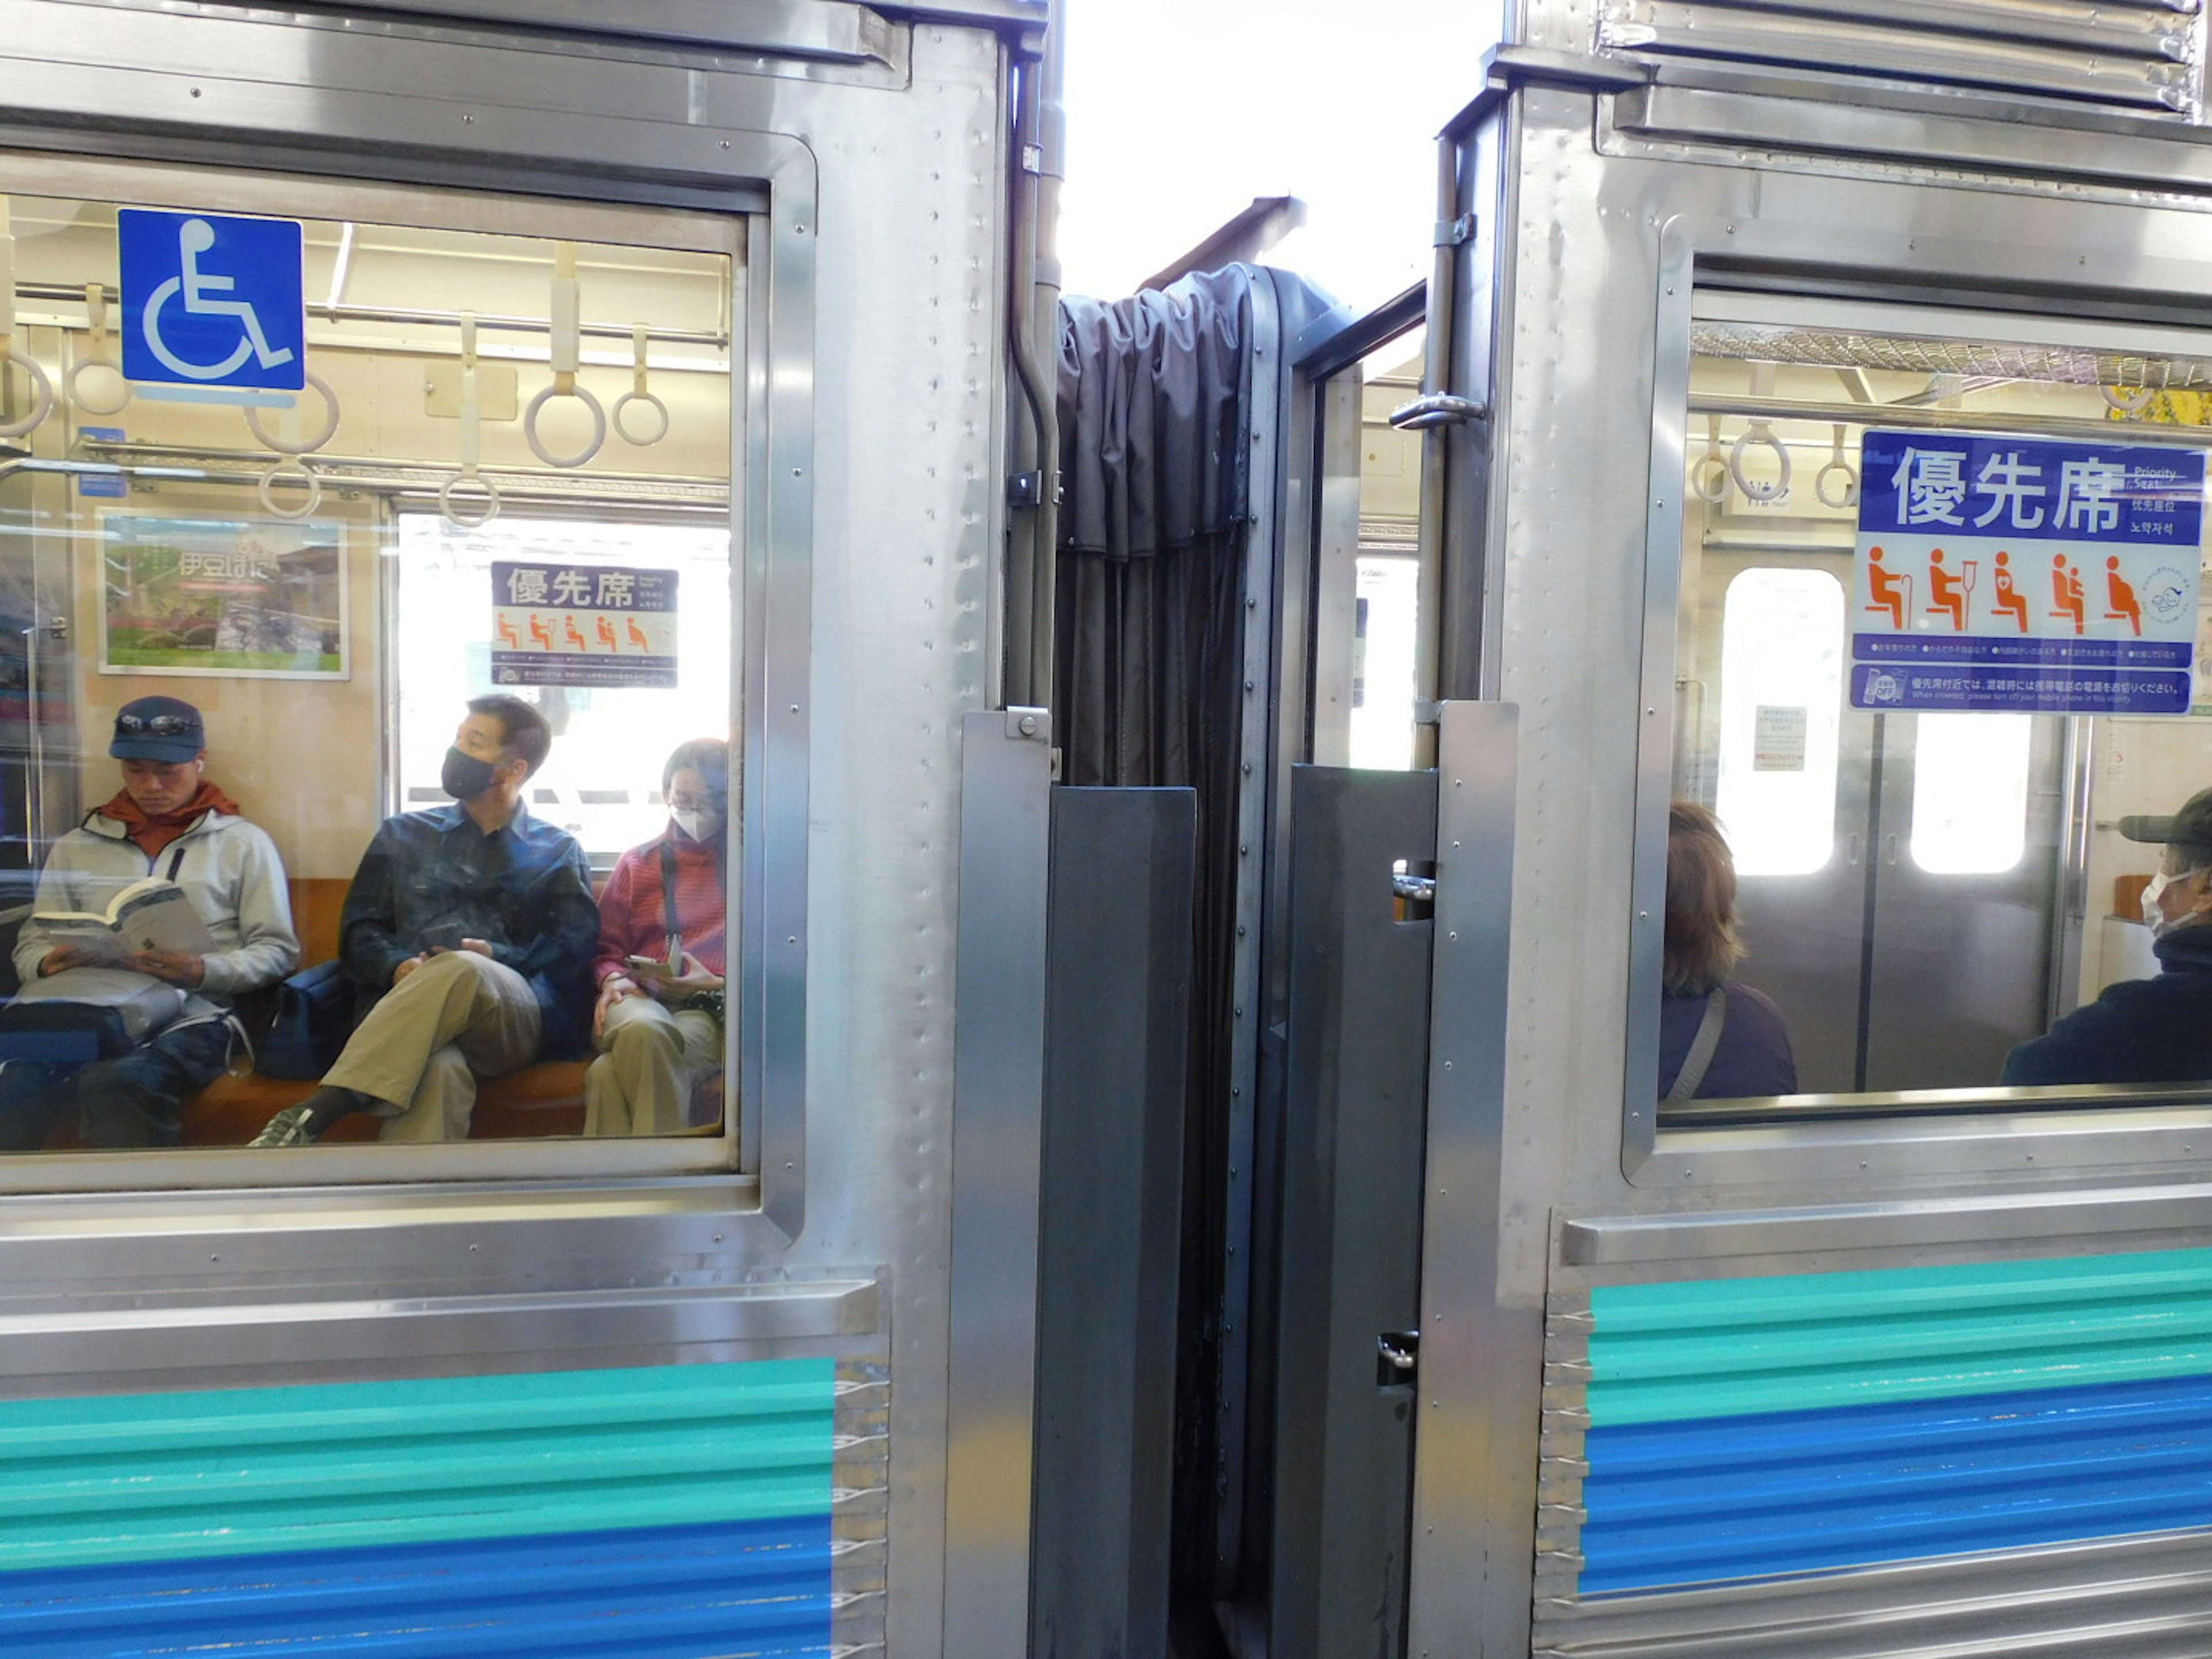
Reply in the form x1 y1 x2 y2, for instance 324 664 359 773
249 694 596 1146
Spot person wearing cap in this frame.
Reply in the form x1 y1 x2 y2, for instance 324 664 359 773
248 694 596 1147
0 696 299 1149
2002 785 2212 1086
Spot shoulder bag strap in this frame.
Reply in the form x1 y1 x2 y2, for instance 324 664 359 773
658 840 682 970
1665 987 1730 1103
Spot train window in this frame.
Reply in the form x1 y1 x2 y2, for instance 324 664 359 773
0 164 742 1183
1649 291 2212 1125
1911 713 2031 875
1713 568 1843 876
391 512 731 866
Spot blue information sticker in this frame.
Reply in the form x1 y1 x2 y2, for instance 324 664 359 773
116 209 305 393
1850 431 2206 715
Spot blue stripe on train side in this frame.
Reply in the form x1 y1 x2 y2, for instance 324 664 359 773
1581 1373 2212 1593
0 1358 840 1655
0 1516 834 1658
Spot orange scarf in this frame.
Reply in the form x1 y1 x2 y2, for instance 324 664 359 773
100 780 240 859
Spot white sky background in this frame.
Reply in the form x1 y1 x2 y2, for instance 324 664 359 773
1055 0 1499 314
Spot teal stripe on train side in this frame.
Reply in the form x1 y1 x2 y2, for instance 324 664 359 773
0 1357 835 1574
1586 1245 2212 1426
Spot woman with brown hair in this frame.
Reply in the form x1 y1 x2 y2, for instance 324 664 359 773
1660 801 1797 1101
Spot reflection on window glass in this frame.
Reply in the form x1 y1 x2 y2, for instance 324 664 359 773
1714 569 1843 876
394 514 730 865
1350 555 1418 770
0 171 737 1166
1911 713 2029 875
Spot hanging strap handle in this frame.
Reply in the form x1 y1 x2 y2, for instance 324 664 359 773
1665 987 1729 1103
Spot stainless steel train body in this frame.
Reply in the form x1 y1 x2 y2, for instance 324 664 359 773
1255 3 2212 1657
0 3 1052 1654
12 2 2212 1658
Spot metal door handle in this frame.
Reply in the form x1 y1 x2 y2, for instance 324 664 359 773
1884 833 1899 866
1847 832 1862 866
1377 1330 1421 1387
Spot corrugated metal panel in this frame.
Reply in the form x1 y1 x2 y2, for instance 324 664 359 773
1582 1375 2212 1591
0 1518 832 1658
1537 1248 2212 1605
1588 1245 2212 1424
1598 0 2203 120
0 1358 839 1656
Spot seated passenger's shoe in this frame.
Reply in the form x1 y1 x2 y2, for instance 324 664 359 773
249 1103 320 1148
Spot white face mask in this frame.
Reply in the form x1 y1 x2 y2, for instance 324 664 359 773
2143 867 2208 937
671 809 715 844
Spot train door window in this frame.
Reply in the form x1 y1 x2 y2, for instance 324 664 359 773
0 160 742 1187
1645 289 2212 1126
1313 326 1425 768
1713 567 1844 876
1911 713 2032 875
390 512 731 866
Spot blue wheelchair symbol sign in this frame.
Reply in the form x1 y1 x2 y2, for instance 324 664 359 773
118 209 305 392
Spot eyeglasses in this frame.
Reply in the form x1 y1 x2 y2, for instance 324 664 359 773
666 796 716 813
115 713 196 736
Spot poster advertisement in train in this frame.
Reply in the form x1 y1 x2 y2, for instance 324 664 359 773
488 560 679 689
98 514 347 679
1849 430 2205 715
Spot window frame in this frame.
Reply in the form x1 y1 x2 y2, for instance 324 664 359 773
0 139 804 1219
1626 213 2212 1187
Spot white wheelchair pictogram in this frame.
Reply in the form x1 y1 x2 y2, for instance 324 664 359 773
141 218 297 382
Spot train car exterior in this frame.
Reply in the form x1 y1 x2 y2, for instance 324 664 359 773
1251 2 2212 1657
0 3 1059 1655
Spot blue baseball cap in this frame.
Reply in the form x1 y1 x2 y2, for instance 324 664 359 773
109 696 206 763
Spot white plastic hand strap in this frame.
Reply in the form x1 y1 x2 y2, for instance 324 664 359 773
523 242 605 469
68 284 131 416
1692 414 1729 505
1815 423 1859 510
245 371 340 455
0 217 55 441
2102 381 2155 415
440 312 501 529
613 322 668 447
257 460 323 519
1729 421 1791 503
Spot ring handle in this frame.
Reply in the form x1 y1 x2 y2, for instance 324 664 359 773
245 371 341 455
1815 459 1859 510
1692 454 1731 505
69 285 130 415
613 389 669 448
67 356 131 417
1729 423 1791 503
524 381 607 469
1815 425 1858 510
438 471 502 529
256 461 323 520
0 342 54 438
2102 383 2155 415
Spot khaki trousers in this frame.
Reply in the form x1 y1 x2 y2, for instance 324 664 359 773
584 994 721 1137
325 951 540 1143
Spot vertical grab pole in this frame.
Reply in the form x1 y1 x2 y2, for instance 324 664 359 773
1410 136 1461 771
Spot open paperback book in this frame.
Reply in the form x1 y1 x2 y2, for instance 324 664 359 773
32 878 217 958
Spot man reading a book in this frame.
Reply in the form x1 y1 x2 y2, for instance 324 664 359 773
250 694 597 1146
0 696 300 1149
